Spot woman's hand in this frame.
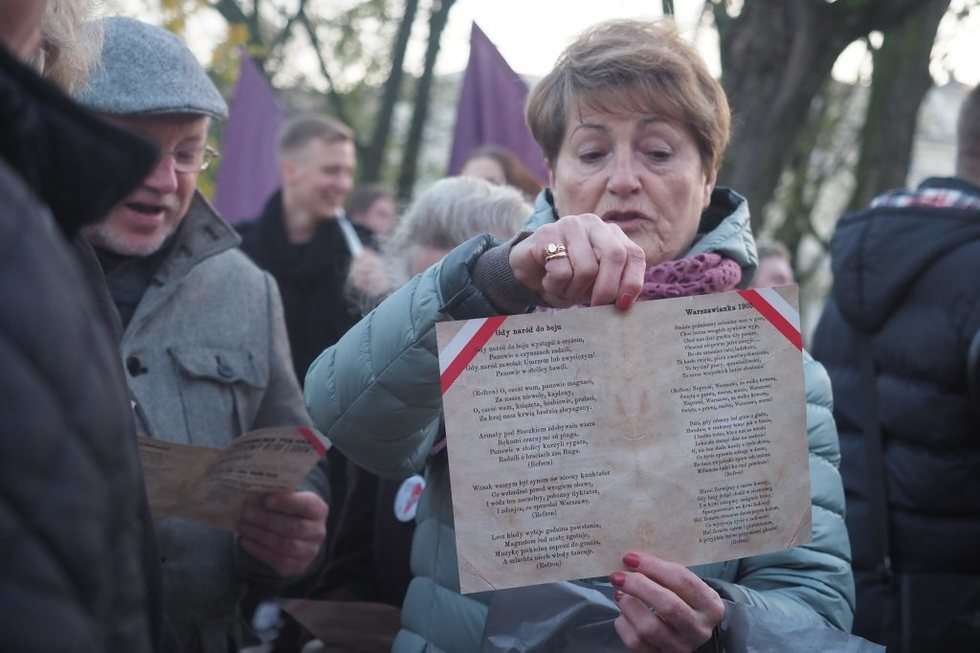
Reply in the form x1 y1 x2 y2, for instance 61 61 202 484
347 250 391 298
509 213 646 309
611 551 725 653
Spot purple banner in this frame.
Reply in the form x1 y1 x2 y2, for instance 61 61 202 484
447 23 548 182
214 52 285 223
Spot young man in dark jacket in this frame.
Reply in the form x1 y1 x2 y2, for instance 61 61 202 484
238 114 372 383
812 84 980 651
0 1 161 650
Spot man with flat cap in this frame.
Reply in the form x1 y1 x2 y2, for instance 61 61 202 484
75 16 329 653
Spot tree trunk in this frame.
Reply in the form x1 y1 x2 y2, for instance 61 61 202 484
361 0 420 183
772 79 859 268
397 0 456 201
847 0 951 211
713 0 927 233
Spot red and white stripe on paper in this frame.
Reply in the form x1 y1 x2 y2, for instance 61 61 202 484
737 288 802 351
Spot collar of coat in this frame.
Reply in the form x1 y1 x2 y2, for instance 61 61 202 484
147 192 242 287
247 189 371 280
0 45 158 239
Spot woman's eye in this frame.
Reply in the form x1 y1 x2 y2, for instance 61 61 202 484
646 149 672 162
579 150 605 163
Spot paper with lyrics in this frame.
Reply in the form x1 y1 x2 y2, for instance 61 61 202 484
436 286 810 593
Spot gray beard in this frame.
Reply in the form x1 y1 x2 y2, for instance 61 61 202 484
82 220 174 258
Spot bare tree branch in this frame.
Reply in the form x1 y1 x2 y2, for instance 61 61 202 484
397 0 457 199
297 8 356 138
832 0 932 35
709 0 733 41
717 0 952 232
847 0 951 211
360 0 420 182
209 0 249 26
268 0 306 53
248 0 262 41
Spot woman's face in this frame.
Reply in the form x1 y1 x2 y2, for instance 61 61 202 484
550 107 714 266
461 156 507 186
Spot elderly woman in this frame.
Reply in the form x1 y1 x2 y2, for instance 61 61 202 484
306 19 852 653
347 176 531 310
328 177 530 612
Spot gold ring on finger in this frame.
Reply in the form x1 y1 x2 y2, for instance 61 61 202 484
544 242 568 262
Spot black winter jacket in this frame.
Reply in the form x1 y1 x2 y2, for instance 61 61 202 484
238 192 373 382
0 47 162 652
812 177 980 649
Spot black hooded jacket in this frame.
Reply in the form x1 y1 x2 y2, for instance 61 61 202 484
0 46 163 652
811 177 980 643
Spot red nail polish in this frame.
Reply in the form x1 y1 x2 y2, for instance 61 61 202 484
616 293 634 310
610 571 626 587
623 553 640 568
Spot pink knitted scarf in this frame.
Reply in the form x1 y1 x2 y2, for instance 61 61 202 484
639 252 742 300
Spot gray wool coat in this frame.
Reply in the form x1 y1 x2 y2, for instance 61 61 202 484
118 194 325 652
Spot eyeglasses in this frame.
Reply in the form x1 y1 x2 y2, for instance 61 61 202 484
161 145 220 173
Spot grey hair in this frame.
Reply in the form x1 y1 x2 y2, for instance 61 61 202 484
350 177 531 312
37 0 103 92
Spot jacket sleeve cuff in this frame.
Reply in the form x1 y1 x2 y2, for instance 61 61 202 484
471 231 539 315
437 231 538 320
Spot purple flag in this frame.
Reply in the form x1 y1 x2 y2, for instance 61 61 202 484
214 52 285 223
447 24 548 182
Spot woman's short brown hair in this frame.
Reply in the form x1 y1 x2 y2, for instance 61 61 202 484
526 19 730 176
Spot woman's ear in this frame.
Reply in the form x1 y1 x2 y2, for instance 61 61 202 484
547 164 555 189
702 169 717 209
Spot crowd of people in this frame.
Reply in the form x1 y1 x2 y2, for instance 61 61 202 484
1 1 978 652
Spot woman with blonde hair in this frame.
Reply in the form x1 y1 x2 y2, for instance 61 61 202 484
348 176 531 309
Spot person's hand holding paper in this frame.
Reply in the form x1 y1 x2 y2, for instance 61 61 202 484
238 490 329 577
139 426 331 534
611 551 725 652
509 212 646 310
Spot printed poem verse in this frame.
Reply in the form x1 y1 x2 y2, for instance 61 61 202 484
438 288 810 593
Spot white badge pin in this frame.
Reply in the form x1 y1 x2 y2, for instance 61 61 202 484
394 474 426 522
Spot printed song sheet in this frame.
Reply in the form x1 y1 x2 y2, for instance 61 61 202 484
139 426 329 531
436 286 810 593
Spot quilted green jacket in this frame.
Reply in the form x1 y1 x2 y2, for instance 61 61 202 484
305 190 854 653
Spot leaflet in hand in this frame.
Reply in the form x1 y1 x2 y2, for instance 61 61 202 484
139 426 329 531
436 286 810 593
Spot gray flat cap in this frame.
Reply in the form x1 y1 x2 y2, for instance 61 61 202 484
76 16 228 119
